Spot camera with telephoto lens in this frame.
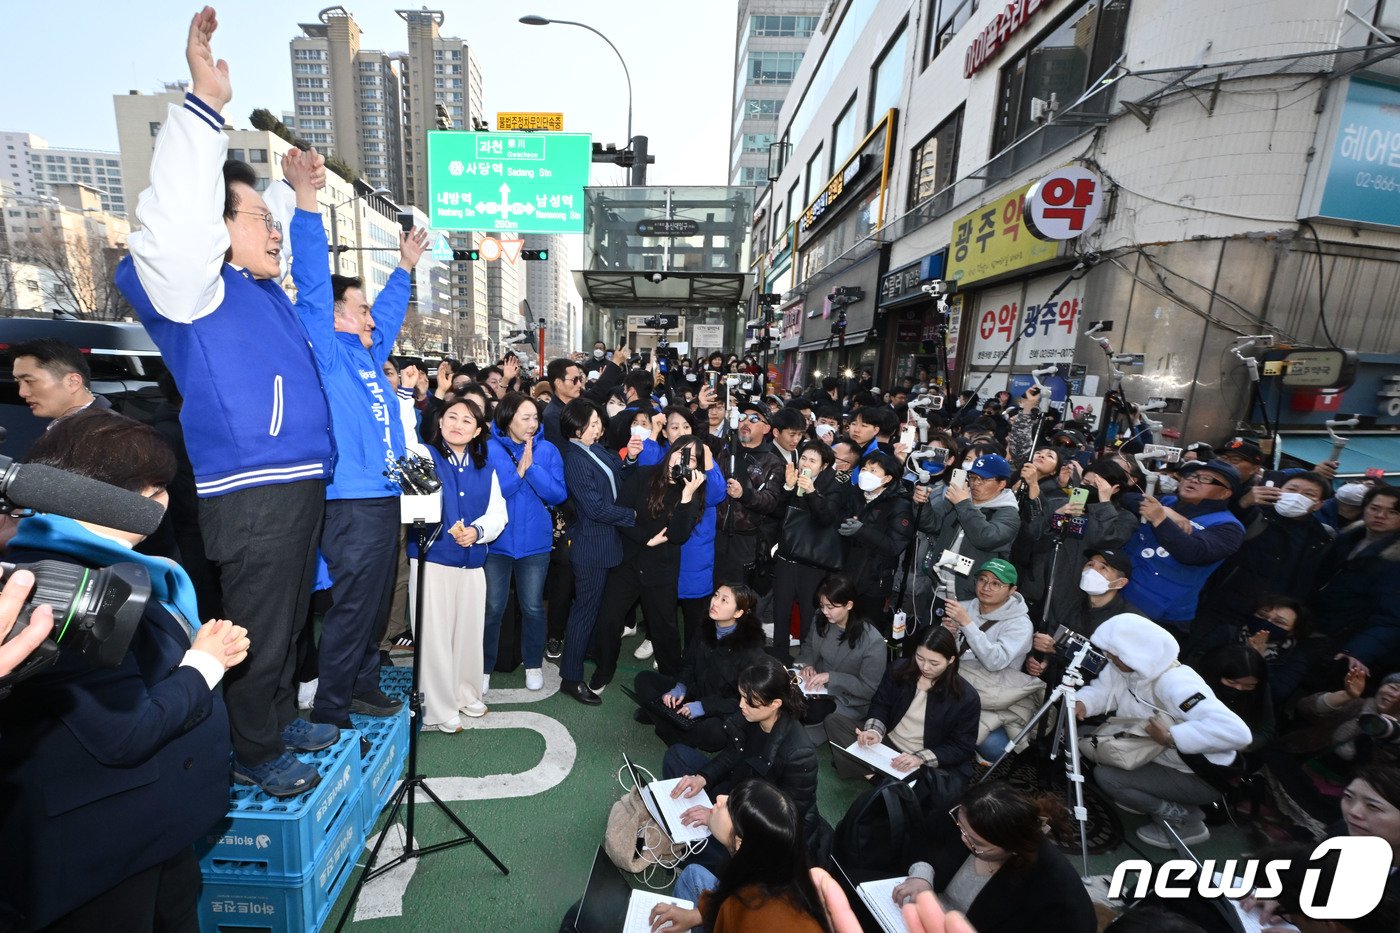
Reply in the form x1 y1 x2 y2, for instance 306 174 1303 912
0 560 152 686
1359 713 1400 744
669 446 694 484
1053 626 1109 678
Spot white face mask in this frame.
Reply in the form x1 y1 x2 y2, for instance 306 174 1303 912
962 458 976 470
593 348 606 359
857 472 884 492
1336 483 1368 507
1079 568 1112 596
815 423 836 440
1274 491 1315 518
606 400 625 417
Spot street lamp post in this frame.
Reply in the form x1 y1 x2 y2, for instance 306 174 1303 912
519 15 631 146
329 186 394 275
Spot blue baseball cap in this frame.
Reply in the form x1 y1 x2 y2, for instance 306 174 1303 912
968 454 1012 480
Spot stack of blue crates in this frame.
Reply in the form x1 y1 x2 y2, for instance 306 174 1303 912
197 667 412 932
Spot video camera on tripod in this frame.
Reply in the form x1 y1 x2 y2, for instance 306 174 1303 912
1049 626 1110 680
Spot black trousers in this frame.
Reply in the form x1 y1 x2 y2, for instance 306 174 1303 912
40 848 200 933
201 479 325 765
769 558 828 664
855 592 892 638
713 532 757 588
546 542 574 642
593 564 682 683
679 597 710 656
633 669 728 751
314 496 400 724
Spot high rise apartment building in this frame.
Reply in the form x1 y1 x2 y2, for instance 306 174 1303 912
0 131 127 217
523 234 579 354
729 1 825 187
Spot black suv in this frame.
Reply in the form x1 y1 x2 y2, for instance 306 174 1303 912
0 317 167 458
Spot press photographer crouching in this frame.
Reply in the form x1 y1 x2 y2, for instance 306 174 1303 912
0 409 249 931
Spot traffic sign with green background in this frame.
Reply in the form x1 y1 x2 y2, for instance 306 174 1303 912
427 131 591 234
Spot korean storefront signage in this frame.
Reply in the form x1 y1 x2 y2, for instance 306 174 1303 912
1304 78 1400 230
965 0 1050 78
1025 167 1105 240
800 154 869 233
947 183 1061 285
878 251 948 307
967 274 1083 368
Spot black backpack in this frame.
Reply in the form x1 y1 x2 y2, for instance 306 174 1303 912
830 778 927 884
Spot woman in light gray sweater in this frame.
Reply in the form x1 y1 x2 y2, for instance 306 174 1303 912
793 574 888 744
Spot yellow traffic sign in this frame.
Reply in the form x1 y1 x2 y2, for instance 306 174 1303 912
496 112 564 132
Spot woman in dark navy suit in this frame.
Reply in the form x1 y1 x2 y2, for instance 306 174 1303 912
0 410 249 932
558 398 638 705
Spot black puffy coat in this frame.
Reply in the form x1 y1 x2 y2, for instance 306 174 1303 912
841 482 915 598
678 624 768 720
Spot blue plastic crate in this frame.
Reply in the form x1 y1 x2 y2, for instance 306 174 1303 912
197 732 362 879
198 785 363 933
351 707 409 835
378 664 413 703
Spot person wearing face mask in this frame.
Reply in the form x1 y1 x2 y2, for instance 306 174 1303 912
1188 472 1334 661
1074 613 1252 848
1234 596 1310 710
838 450 915 635
584 340 610 374
1026 549 1138 680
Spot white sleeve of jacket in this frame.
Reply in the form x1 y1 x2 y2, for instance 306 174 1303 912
472 472 508 543
1157 667 1252 760
126 96 230 323
396 388 429 458
1076 668 1126 717
959 610 1032 673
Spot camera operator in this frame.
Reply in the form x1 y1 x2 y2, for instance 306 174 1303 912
716 403 787 589
0 408 250 929
911 454 1020 602
1026 549 1137 679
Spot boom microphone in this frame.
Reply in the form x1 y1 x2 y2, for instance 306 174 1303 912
1 458 166 537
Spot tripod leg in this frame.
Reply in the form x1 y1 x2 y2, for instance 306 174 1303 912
415 779 511 876
1061 690 1092 877
980 683 1062 784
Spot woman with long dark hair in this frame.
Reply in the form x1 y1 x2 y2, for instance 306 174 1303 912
825 626 979 787
891 781 1096 933
664 406 729 649
483 392 566 692
559 398 636 705
410 398 507 731
646 779 831 933
793 574 887 740
589 436 708 688
633 584 768 751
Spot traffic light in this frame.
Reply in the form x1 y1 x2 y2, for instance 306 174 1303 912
452 249 480 261
521 249 549 261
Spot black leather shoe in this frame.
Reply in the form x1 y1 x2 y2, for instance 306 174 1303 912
351 689 403 717
561 679 601 706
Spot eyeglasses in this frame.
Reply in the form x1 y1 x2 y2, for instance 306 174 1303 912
233 210 282 235
948 806 993 856
976 576 1010 590
966 474 999 484
743 414 763 424
1183 474 1227 488
562 375 584 384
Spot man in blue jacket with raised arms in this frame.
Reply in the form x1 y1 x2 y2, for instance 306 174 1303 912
115 7 336 797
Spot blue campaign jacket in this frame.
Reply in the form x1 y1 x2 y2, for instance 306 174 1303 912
1124 497 1244 625
679 462 728 599
116 207 334 498
406 446 496 569
0 522 230 928
486 422 567 559
563 439 636 570
302 269 411 501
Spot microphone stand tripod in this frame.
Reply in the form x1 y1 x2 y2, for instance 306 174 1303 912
334 515 509 931
979 640 1097 878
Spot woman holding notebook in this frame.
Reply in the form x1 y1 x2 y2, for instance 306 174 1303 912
793 574 888 742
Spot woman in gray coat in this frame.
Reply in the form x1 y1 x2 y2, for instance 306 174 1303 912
793 574 888 743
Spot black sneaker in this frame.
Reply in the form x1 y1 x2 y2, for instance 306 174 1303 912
545 638 564 660
351 689 403 717
389 634 415 655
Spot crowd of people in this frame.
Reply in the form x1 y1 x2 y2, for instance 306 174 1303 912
1 9 1399 933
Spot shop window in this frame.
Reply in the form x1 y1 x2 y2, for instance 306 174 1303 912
868 21 909 130
831 95 859 175
909 107 964 210
925 0 978 67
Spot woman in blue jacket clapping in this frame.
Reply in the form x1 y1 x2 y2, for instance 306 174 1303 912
409 398 507 732
484 392 567 692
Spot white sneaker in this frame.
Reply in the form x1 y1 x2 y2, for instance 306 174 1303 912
633 639 654 660
481 675 490 695
462 701 488 718
297 678 318 710
434 718 464 734
622 625 637 638
525 668 544 691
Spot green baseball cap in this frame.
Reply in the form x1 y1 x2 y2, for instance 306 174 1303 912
977 558 1018 585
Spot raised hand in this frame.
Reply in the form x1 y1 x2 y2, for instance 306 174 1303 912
399 227 430 271
186 7 231 112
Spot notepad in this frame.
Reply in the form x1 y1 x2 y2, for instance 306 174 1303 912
644 778 714 844
789 667 829 696
623 890 695 933
832 740 917 781
856 877 908 933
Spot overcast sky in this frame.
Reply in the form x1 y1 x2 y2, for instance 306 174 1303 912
1 1 739 188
